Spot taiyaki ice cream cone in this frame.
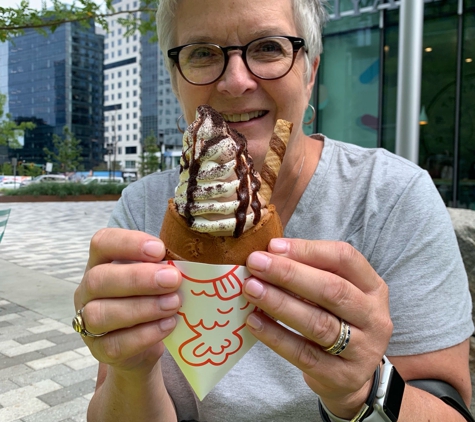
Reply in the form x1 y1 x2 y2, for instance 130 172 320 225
159 104 292 265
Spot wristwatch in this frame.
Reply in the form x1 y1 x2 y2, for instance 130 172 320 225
319 356 405 422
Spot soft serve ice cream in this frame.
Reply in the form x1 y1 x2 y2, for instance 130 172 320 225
159 104 292 265
175 104 266 237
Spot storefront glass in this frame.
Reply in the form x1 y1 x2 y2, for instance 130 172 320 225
459 10 475 209
318 13 380 148
419 10 458 205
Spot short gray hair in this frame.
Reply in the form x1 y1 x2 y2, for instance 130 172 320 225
156 0 328 92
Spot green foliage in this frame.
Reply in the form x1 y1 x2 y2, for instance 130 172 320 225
1 162 13 175
0 0 158 42
43 126 83 173
2 181 127 197
0 93 35 148
139 132 161 177
1 161 43 176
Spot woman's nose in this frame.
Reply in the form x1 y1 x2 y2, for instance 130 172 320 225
216 52 258 96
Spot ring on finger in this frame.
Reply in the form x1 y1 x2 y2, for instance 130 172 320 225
323 318 350 356
72 308 108 338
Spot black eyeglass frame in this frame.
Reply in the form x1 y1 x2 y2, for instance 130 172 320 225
167 35 307 86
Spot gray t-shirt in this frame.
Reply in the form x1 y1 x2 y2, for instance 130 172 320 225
109 137 473 422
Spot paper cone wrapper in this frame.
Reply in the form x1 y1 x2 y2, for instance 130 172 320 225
162 260 258 400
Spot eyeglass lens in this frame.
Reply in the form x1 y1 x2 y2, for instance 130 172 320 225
178 37 295 85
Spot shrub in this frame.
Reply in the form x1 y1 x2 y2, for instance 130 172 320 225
2 182 127 198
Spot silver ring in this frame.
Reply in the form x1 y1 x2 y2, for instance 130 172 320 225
324 319 350 356
72 308 108 338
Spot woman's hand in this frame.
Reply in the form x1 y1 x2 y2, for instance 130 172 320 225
242 238 393 419
73 228 182 376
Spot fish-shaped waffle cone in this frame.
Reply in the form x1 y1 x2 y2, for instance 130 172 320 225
259 120 293 205
160 199 283 265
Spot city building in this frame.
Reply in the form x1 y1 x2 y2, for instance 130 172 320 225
2 21 104 171
103 0 183 179
314 0 475 208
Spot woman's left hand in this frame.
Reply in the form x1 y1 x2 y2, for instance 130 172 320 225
242 237 393 418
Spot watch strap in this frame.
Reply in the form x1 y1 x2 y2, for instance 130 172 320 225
407 379 475 422
318 363 381 422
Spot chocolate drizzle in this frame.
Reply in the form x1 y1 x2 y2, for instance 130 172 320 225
180 104 262 237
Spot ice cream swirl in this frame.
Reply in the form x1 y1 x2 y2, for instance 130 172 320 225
175 105 263 237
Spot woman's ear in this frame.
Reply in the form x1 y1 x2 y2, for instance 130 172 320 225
305 56 320 100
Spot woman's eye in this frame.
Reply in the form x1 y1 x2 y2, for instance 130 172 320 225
254 42 283 55
188 48 219 62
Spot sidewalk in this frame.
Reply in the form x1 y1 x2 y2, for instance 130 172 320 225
0 201 116 422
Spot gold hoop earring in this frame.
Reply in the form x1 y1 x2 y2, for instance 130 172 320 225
176 114 186 134
303 104 316 125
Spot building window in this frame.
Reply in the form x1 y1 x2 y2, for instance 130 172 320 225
125 160 136 168
126 146 137 154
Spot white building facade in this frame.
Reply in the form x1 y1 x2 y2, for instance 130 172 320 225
103 0 183 177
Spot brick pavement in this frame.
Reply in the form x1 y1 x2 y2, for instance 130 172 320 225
0 201 116 422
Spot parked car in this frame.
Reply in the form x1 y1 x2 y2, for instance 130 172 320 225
81 176 125 184
0 180 21 190
20 174 67 187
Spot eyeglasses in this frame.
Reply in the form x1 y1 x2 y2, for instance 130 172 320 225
168 35 306 86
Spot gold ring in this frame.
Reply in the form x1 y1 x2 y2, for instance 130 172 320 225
72 308 108 338
324 319 350 356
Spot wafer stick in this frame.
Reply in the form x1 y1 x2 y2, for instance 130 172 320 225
259 120 293 205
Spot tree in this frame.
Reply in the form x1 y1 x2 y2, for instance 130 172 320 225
139 132 160 177
43 126 83 173
0 93 35 148
0 0 158 43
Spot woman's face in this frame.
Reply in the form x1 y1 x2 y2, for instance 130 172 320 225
174 0 317 170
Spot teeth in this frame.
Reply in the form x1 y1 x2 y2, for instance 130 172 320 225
222 110 264 122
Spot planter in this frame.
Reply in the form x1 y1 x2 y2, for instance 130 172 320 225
0 194 121 203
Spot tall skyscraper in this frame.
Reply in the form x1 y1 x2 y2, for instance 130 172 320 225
6 22 104 170
103 0 183 178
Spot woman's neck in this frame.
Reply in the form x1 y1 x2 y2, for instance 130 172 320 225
269 134 323 228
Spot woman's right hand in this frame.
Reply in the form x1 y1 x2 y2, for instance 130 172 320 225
73 228 182 375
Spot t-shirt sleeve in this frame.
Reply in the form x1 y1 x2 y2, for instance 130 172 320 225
369 170 473 355
108 180 146 231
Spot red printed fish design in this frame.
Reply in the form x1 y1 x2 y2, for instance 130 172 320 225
167 261 256 367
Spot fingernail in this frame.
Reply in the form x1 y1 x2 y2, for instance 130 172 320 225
247 313 263 332
156 268 179 288
159 294 180 310
245 278 264 298
143 241 165 258
247 252 270 271
269 238 288 254
159 317 176 331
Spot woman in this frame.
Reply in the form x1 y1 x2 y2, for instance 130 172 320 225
74 0 474 420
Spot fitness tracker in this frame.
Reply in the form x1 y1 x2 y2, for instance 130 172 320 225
319 356 405 422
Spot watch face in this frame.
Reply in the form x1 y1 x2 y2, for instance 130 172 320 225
383 367 406 421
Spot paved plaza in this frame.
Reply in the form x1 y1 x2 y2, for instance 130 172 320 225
0 200 116 422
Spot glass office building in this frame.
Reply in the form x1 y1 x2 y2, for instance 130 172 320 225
6 22 104 170
313 0 475 209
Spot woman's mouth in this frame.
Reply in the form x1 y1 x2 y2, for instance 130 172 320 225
221 110 267 123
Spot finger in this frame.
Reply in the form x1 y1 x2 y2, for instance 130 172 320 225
245 312 367 390
76 261 182 308
245 252 373 326
87 317 177 366
267 238 381 294
243 277 344 350
81 294 181 334
86 228 167 271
